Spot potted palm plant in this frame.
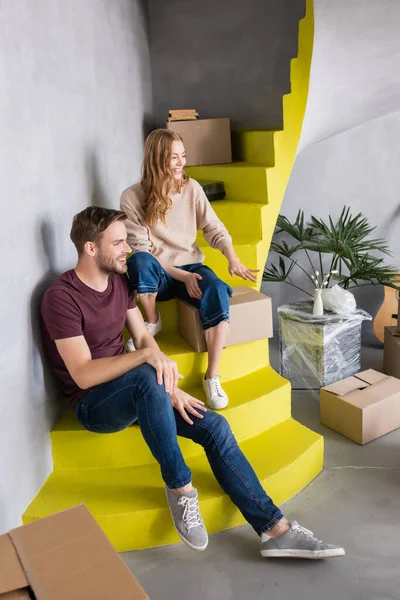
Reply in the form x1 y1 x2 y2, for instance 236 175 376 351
263 207 399 390
263 206 398 307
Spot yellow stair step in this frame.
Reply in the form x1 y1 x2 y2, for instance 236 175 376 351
199 239 261 286
23 418 324 551
51 366 291 469
187 162 269 203
232 130 278 166
155 333 270 387
206 199 267 240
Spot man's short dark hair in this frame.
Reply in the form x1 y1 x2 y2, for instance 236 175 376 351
70 206 127 255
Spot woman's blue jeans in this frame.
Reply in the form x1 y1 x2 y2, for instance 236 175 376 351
127 252 232 330
73 364 284 535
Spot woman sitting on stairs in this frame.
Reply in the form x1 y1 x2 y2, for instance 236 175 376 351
120 128 258 409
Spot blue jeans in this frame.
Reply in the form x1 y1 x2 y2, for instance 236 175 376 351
73 364 284 535
127 252 232 330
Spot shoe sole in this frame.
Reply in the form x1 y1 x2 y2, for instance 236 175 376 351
206 400 229 410
164 488 209 552
260 548 345 559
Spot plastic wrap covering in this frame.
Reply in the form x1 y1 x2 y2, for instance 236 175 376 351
278 300 372 390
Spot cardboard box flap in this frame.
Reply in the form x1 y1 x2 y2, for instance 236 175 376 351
354 369 388 386
2 591 32 599
10 505 149 600
323 376 370 396
0 534 29 595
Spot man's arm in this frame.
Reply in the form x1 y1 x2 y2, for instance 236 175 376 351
55 336 151 390
125 305 160 351
55 307 181 395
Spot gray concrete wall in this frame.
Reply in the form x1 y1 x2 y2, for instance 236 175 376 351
262 0 400 333
148 0 306 130
0 0 152 533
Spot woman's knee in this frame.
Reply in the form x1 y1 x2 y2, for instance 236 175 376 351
127 252 161 291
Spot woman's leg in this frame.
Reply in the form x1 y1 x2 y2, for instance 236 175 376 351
204 321 229 378
126 252 175 335
175 264 232 408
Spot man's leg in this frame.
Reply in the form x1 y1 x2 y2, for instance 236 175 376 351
74 363 191 488
73 364 208 550
174 408 285 534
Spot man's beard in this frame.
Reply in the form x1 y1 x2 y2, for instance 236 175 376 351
97 250 127 275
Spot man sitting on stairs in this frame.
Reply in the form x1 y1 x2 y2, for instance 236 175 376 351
41 206 344 560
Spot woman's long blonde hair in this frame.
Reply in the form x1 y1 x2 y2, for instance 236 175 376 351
141 128 189 226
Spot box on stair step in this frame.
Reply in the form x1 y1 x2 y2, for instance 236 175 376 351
167 118 232 166
177 286 273 353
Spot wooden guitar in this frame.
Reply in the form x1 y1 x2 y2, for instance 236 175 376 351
373 278 400 342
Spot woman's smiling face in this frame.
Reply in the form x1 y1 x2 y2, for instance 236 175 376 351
169 140 186 181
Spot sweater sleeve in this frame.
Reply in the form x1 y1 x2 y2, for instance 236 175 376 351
120 188 152 254
194 183 232 252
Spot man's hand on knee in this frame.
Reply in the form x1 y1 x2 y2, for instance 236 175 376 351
144 348 183 395
170 389 207 425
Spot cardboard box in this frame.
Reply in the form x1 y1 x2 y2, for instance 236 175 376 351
0 505 149 600
385 325 400 378
167 118 232 166
320 369 400 445
177 286 273 352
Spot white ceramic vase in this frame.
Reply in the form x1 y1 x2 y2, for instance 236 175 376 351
313 288 324 317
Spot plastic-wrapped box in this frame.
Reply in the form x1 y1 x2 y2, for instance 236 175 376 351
278 300 372 390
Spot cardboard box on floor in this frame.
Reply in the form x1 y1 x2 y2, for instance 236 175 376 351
177 286 273 353
384 325 400 378
320 369 400 445
0 505 149 600
166 118 232 166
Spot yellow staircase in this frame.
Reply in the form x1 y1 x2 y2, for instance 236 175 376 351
23 0 322 552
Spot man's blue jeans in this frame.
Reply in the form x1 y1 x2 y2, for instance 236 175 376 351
127 252 232 330
73 364 284 535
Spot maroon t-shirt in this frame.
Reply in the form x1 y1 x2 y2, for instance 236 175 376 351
41 269 136 406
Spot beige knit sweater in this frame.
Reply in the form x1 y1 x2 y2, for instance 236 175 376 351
120 178 232 266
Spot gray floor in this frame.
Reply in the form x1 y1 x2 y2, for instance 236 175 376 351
123 335 400 600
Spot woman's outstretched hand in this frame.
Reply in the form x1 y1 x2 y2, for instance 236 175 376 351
228 258 259 282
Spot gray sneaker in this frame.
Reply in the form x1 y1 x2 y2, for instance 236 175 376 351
165 486 208 551
261 521 345 559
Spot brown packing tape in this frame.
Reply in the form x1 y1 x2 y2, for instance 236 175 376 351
353 369 389 385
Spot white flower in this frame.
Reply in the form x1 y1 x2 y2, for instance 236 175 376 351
315 271 320 277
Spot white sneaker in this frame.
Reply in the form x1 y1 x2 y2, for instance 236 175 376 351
202 375 229 410
126 312 162 352
145 312 162 336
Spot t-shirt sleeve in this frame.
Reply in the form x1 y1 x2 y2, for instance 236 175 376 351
41 289 83 340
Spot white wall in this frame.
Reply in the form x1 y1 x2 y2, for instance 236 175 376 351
263 0 400 330
0 0 152 533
